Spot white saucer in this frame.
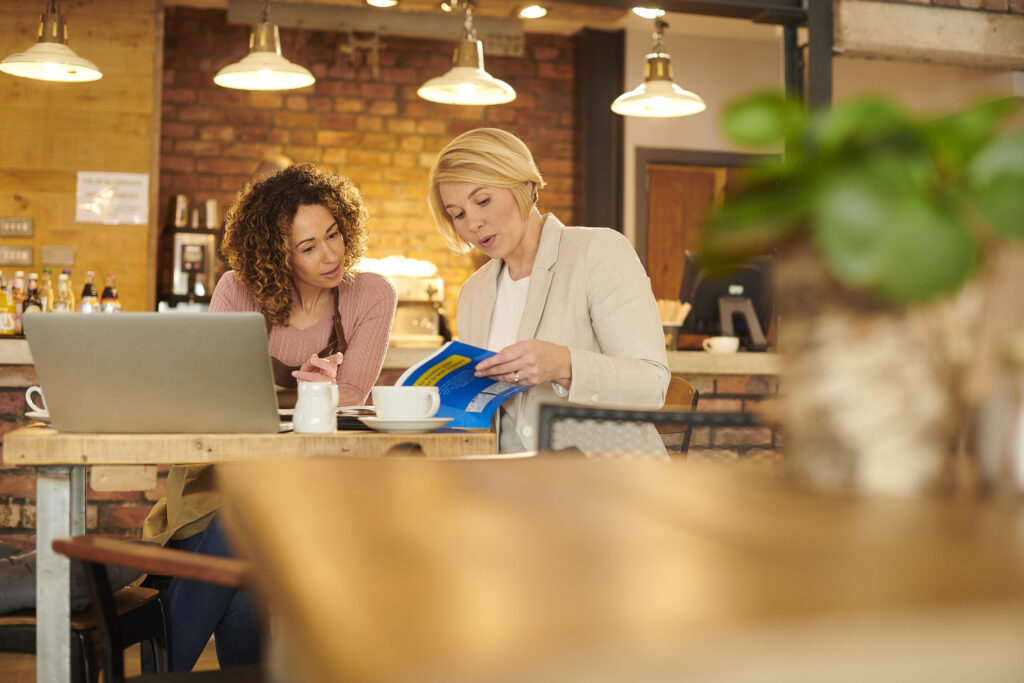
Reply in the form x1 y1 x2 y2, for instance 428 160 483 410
26 410 51 423
358 416 453 434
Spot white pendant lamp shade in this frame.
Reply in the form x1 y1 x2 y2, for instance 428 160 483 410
418 3 515 106
214 22 314 91
611 52 705 118
0 3 102 83
612 18 704 119
417 39 515 106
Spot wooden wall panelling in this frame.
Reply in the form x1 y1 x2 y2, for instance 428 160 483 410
0 0 160 312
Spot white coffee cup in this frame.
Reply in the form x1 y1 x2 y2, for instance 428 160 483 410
293 382 337 434
372 386 441 420
702 336 740 354
25 385 48 414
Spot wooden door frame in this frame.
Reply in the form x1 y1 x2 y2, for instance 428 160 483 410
634 147 765 269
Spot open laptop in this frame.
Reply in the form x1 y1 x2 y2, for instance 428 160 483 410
23 312 281 433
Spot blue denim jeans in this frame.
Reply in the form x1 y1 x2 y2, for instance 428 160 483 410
165 518 263 671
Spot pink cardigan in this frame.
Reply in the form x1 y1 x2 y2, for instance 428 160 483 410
210 270 397 406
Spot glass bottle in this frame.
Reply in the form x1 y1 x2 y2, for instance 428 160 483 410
40 268 54 312
0 274 15 336
79 270 100 314
53 273 74 312
12 270 25 334
61 269 76 312
22 272 42 315
100 273 122 313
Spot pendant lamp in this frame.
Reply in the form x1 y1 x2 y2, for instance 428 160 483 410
0 0 102 83
611 18 705 118
214 0 314 91
417 2 516 106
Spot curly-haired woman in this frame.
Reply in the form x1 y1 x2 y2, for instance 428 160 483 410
142 163 396 672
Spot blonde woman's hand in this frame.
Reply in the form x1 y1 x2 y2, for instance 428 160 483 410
474 340 571 388
292 352 344 383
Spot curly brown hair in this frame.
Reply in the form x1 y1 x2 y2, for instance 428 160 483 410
220 163 369 324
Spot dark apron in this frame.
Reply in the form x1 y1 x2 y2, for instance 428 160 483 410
266 287 347 409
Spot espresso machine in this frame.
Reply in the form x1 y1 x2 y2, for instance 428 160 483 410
389 273 446 347
359 256 447 347
158 195 219 306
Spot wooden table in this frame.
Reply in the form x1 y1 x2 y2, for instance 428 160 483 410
2 424 496 683
216 457 1024 683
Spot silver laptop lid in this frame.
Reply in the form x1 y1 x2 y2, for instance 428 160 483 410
23 312 280 434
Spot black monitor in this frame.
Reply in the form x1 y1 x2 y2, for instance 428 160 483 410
678 251 773 350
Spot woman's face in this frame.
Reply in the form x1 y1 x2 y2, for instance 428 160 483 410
289 204 346 292
438 183 526 261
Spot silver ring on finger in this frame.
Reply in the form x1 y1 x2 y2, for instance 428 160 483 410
513 370 520 383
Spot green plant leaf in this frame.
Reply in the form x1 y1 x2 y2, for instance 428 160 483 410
811 156 931 287
721 91 805 147
872 200 977 302
966 133 1024 239
701 177 809 269
812 155 976 302
924 97 1020 171
807 98 918 156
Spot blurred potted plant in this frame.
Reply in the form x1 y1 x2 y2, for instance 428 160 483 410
702 92 1024 496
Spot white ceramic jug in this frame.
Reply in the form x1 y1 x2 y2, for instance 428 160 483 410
293 382 337 434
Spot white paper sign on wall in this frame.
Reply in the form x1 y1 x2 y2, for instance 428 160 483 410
75 171 150 225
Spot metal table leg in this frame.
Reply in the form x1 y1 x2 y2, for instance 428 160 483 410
35 465 84 683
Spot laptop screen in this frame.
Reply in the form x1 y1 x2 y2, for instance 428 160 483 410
23 313 281 434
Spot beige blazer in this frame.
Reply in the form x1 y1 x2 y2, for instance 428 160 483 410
456 214 670 452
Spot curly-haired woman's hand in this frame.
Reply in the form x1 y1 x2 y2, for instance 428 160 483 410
292 352 343 384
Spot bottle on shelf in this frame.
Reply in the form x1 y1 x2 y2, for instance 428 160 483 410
61 269 76 312
0 274 16 336
79 270 100 314
22 273 42 315
100 273 122 313
12 270 25 334
53 272 74 312
40 268 54 312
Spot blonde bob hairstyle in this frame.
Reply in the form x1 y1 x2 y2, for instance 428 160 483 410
428 128 545 254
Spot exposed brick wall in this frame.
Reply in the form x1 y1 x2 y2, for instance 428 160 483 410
0 365 164 551
159 7 577 320
869 0 1024 12
684 374 781 462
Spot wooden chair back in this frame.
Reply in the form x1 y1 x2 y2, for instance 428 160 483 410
51 536 257 682
658 376 699 454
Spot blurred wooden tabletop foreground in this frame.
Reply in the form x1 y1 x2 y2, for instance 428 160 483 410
217 457 1024 683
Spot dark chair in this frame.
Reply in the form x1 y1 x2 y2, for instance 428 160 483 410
50 535 263 682
537 404 760 457
0 575 167 683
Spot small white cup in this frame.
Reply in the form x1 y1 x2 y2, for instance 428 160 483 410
702 336 740 354
25 385 48 414
372 386 441 420
293 382 337 434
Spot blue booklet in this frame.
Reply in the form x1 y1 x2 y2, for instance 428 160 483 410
396 341 530 429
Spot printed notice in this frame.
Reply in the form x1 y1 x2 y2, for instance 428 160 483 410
75 171 150 225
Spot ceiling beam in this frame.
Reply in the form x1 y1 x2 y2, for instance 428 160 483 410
227 0 526 56
565 0 807 25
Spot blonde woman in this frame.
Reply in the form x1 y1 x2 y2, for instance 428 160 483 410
428 128 669 453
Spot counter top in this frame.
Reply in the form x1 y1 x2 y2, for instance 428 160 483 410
0 338 32 365
2 338 781 376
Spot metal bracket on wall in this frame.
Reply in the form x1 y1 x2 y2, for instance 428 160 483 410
339 31 381 80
